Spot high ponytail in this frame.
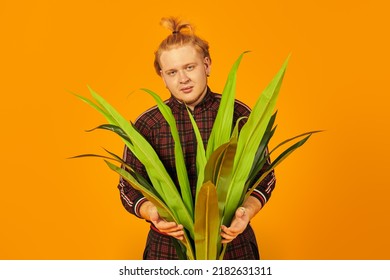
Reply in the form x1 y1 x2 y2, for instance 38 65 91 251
154 17 211 75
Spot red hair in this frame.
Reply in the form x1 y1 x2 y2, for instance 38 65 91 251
154 17 211 75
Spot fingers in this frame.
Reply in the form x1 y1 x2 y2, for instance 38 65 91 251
142 202 184 240
220 224 242 244
221 225 241 243
156 221 184 240
155 219 183 232
166 228 185 240
150 209 184 240
220 207 249 244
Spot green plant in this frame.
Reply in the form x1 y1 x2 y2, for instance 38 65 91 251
71 52 320 260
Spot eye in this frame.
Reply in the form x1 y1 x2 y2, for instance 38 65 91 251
167 70 176 76
186 65 195 71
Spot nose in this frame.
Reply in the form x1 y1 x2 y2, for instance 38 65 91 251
178 70 190 84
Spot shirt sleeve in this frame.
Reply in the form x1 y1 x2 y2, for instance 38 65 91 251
249 150 277 208
116 119 150 218
233 100 277 208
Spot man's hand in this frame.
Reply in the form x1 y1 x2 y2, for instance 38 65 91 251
140 201 184 240
220 207 249 243
220 196 263 244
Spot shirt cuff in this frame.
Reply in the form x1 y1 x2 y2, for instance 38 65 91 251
250 189 267 208
134 197 148 218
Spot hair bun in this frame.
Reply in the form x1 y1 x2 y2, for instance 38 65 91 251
161 16 192 35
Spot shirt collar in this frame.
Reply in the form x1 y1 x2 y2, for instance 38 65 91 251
168 87 215 114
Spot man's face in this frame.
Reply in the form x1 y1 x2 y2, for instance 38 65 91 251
159 45 211 110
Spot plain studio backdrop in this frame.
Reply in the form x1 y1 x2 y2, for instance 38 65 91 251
0 0 389 259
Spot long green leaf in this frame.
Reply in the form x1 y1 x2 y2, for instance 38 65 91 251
213 118 245 220
75 88 136 155
215 136 237 219
140 88 192 217
101 148 159 197
269 130 324 154
82 87 194 237
244 133 315 202
86 124 132 144
234 57 289 170
246 112 278 186
206 51 249 159
252 112 277 167
68 153 133 175
194 181 220 260
244 130 322 194
101 148 127 164
232 116 247 139
186 106 207 200
203 117 244 186
68 153 116 161
105 160 173 226
105 160 195 260
223 56 290 226
269 135 311 170
203 142 229 184
100 149 151 186
69 151 160 201
70 90 116 125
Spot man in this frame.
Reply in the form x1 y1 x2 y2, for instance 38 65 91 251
118 17 276 259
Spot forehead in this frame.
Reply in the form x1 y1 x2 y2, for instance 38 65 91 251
159 45 203 70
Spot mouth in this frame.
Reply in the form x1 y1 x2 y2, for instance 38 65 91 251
180 86 193 94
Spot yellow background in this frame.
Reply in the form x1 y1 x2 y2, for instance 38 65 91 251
1 0 389 259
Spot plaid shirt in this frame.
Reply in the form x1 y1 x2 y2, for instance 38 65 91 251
118 88 276 259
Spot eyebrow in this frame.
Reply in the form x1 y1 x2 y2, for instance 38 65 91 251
163 62 197 73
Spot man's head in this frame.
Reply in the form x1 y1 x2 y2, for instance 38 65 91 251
154 17 212 109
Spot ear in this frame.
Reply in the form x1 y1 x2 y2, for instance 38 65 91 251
204 57 211 76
